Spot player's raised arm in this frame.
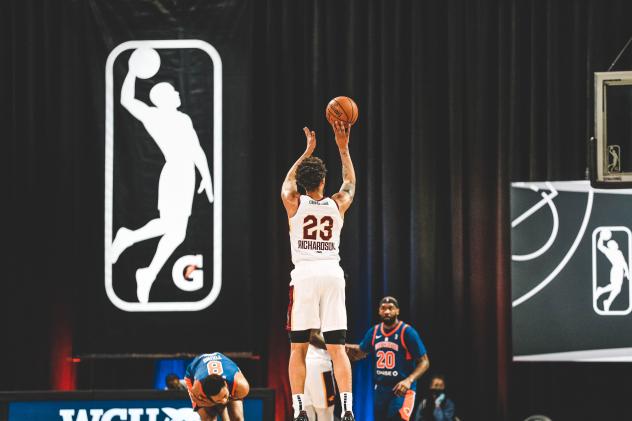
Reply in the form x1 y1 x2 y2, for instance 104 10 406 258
331 121 356 216
120 64 151 122
281 127 316 217
597 232 609 254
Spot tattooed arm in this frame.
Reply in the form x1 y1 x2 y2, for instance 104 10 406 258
331 121 356 216
281 127 316 218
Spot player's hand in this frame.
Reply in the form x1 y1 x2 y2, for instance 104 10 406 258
345 345 359 361
188 381 215 408
303 127 317 156
197 176 214 203
345 344 366 362
192 394 215 408
332 120 350 150
434 393 446 408
392 378 413 397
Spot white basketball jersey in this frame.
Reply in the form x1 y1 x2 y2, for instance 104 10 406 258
289 195 343 266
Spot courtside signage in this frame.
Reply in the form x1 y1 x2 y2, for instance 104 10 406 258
8 399 264 420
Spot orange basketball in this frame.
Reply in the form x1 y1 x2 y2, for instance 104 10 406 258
326 96 359 126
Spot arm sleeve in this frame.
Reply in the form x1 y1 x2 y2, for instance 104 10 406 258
358 326 375 353
404 327 427 359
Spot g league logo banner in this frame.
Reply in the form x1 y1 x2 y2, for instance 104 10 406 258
105 40 222 312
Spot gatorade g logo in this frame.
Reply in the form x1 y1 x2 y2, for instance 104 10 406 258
105 40 222 312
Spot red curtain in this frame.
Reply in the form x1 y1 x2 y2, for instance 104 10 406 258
50 304 76 391
267 327 292 421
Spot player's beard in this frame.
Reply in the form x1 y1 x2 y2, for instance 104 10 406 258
381 316 396 325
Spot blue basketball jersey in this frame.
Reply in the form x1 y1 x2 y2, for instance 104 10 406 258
185 353 240 394
359 321 427 389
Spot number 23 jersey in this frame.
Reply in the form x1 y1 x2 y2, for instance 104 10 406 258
359 321 427 389
289 195 343 267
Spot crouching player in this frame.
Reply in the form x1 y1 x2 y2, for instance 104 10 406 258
347 297 430 421
184 352 250 421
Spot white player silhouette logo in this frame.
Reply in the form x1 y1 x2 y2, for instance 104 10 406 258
592 227 632 315
607 145 621 173
595 229 629 311
110 47 214 303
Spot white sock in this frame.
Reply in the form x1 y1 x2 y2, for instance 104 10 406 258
292 393 306 418
340 392 353 415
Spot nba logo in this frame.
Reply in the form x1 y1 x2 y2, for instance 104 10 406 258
104 40 222 312
592 226 632 315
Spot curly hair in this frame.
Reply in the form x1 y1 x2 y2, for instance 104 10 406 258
296 156 327 192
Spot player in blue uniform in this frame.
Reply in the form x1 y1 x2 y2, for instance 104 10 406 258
347 297 430 421
184 352 250 421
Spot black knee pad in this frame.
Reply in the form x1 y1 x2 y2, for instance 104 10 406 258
323 329 346 345
289 329 310 343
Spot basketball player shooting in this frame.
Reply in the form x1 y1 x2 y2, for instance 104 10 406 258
110 48 214 304
281 121 356 421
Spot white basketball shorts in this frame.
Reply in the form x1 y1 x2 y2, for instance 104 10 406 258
287 262 347 333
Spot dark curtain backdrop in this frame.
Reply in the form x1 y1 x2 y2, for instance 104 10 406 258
3 1 632 421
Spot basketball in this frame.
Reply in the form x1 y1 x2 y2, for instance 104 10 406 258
128 47 161 79
326 96 359 126
601 229 612 241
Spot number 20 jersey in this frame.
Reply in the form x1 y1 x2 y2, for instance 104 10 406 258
289 195 343 267
358 321 427 389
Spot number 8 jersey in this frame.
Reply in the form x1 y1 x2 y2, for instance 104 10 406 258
289 196 343 266
185 352 240 392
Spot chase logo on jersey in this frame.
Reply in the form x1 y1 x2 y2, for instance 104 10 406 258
104 40 223 312
376 370 399 377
